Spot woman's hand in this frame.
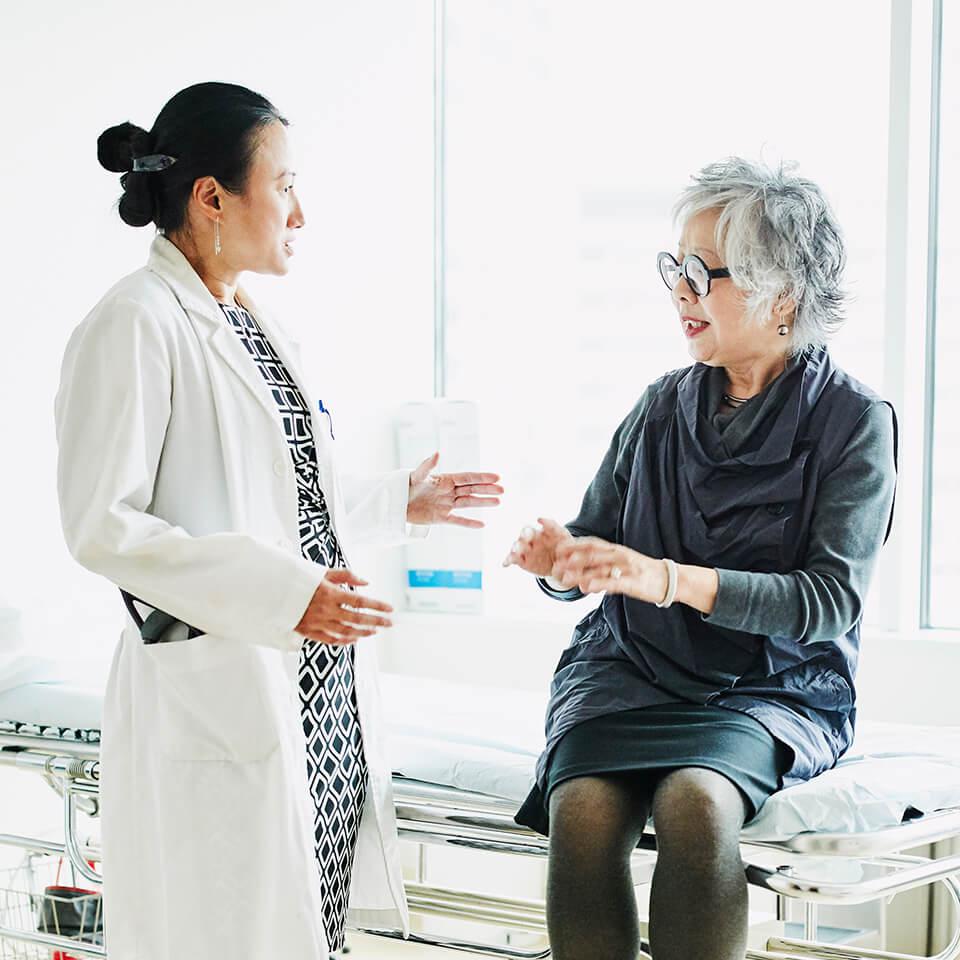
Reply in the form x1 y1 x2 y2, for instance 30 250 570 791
295 569 394 646
552 537 670 604
406 452 504 528
502 517 574 577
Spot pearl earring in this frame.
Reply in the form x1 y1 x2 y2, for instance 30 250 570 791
214 219 222 257
777 324 789 336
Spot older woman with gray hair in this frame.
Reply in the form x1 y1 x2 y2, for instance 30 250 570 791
503 157 897 960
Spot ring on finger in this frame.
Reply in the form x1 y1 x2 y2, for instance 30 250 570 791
611 566 623 580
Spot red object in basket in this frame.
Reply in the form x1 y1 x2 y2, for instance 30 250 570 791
43 858 103 959
41 884 102 960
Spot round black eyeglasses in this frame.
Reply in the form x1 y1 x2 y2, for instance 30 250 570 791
657 251 731 298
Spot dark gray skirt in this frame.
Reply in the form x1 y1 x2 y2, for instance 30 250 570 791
515 702 792 836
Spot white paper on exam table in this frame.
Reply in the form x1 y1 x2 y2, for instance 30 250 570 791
379 674 960 842
3 667 959 845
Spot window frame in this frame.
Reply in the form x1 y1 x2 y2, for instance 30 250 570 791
919 0 950 630
873 0 956 638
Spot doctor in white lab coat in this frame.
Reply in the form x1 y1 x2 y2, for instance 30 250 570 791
54 82 502 960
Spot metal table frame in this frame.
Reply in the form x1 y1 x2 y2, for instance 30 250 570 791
2 734 959 960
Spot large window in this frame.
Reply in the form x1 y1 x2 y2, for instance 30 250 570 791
440 0 892 621
927 0 959 628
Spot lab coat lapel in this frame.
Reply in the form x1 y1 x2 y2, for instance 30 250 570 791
235 287 309 410
146 234 285 429
146 234 340 539
207 324 286 427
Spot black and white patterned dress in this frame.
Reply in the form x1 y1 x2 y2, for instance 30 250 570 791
220 302 367 953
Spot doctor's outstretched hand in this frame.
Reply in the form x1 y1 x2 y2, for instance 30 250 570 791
406 452 504 528
296 569 394 646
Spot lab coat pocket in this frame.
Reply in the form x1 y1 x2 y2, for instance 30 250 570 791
145 635 285 763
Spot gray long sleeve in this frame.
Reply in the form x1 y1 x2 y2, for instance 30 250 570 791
703 401 896 642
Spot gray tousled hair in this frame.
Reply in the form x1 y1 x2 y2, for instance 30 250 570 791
672 157 847 355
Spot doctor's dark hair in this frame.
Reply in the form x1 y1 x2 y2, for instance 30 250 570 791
97 82 288 231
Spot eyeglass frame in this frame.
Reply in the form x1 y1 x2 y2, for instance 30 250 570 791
657 251 731 298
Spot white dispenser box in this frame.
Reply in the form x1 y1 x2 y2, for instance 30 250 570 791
396 400 483 614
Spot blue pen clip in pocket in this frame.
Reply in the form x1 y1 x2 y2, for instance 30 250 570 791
318 399 335 440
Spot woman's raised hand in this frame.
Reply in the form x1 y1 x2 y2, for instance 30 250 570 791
502 517 574 577
295 569 394 646
552 538 669 603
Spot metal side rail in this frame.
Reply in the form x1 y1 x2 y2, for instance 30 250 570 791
0 738 103 884
393 781 960 960
2 755 959 958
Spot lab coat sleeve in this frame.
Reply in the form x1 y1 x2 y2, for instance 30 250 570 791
339 469 430 548
54 299 324 652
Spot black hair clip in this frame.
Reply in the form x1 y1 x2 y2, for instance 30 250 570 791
131 154 178 173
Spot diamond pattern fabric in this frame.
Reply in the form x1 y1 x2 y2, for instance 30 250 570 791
220 303 367 953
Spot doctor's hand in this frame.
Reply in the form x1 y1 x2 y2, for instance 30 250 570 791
551 538 669 603
295 569 394 646
406 452 504 528
502 518 574 577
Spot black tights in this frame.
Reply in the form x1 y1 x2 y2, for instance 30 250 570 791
546 768 750 960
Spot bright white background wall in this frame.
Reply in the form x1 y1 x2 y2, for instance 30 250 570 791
0 0 435 667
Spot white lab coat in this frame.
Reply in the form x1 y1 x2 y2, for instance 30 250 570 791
54 234 414 960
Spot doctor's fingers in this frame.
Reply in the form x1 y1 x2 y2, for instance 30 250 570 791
446 513 486 529
448 471 501 486
453 495 501 509
454 483 504 497
338 592 395 615
324 568 369 588
326 618 388 640
337 606 394 628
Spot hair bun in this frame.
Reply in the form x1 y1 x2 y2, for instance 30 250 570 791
97 121 150 173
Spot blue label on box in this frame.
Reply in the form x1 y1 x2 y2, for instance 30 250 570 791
407 569 483 590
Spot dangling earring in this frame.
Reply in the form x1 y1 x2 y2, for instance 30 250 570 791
777 323 789 336
214 219 222 257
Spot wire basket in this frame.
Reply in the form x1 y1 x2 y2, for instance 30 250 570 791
0 854 103 959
